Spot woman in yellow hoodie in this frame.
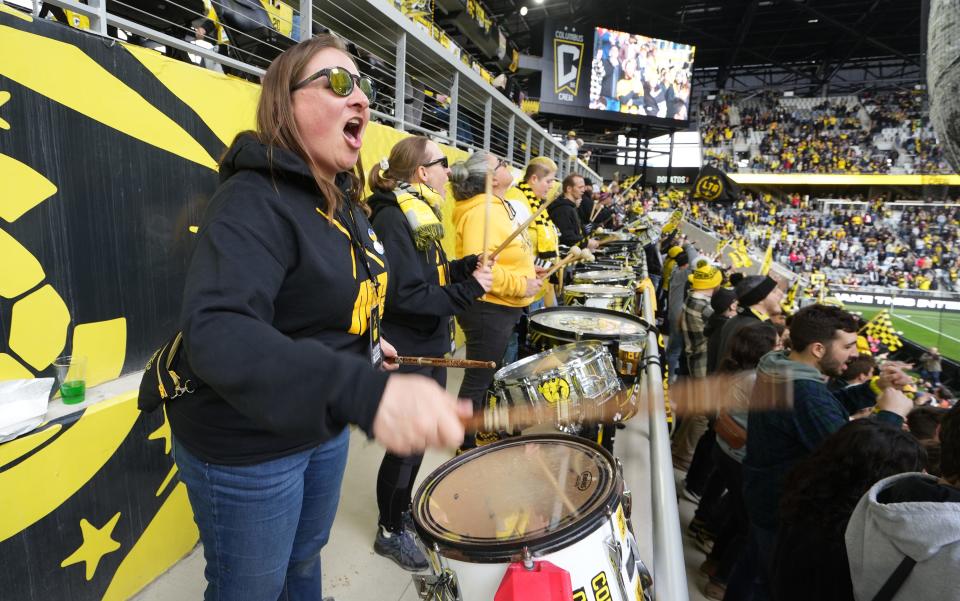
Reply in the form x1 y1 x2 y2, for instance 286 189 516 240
451 151 541 447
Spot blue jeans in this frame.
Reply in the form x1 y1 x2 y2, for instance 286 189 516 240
173 429 350 601
665 329 684 381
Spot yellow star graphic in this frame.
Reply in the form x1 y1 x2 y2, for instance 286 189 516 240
0 91 9 130
147 407 172 454
60 512 122 580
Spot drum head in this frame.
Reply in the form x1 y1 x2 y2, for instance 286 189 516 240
574 270 635 283
413 434 618 561
529 306 650 341
564 284 633 297
495 341 604 383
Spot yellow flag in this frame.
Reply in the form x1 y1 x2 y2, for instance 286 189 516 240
759 228 782 275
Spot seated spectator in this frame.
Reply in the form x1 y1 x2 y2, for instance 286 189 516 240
845 403 960 601
774 420 926 601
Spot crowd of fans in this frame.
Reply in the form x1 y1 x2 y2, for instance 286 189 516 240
659 217 958 601
699 90 953 175
656 190 960 292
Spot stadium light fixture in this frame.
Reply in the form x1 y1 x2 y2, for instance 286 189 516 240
520 5 528 15
807 18 818 23
535 0 544 4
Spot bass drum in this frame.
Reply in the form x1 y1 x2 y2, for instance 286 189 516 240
412 434 653 601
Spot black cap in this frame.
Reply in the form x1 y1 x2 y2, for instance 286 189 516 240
710 288 737 314
735 275 778 307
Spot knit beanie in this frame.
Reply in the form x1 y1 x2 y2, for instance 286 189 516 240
735 275 778 307
689 264 723 290
710 288 737 314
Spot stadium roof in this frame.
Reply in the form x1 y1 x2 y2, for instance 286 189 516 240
487 0 925 93
456 0 927 147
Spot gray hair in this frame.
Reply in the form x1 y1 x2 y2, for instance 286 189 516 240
449 151 492 201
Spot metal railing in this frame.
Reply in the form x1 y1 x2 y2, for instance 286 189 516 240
637 252 689 601
30 0 600 180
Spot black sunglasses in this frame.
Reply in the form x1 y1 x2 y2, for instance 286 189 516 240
422 156 449 169
291 66 375 101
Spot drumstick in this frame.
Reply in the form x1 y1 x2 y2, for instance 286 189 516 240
391 356 497 369
489 196 558 261
589 203 603 223
595 235 622 247
533 450 579 515
541 247 582 279
460 371 797 433
481 167 493 265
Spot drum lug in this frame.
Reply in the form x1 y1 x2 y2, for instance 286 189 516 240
413 569 462 601
604 535 631 600
522 546 534 570
622 488 633 520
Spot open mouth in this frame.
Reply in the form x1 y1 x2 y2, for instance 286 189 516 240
343 117 363 149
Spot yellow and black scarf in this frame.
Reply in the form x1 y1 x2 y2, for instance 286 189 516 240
518 181 558 257
395 182 444 251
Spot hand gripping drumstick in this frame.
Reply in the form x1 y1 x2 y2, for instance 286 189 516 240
489 195 558 261
390 356 497 369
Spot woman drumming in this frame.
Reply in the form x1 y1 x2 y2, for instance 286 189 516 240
168 36 469 601
451 151 542 448
366 136 492 569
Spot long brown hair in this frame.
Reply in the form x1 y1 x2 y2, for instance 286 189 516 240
250 34 366 215
368 136 431 192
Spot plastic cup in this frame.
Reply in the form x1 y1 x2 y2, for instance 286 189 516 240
53 355 87 405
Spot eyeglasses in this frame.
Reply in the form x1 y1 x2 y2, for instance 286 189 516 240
291 67 376 101
422 156 449 169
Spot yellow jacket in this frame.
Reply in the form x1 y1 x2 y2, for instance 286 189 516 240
454 193 536 307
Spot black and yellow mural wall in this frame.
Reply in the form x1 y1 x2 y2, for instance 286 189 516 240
0 5 467 600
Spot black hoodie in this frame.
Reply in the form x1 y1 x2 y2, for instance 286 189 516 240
367 189 484 356
168 134 390 465
548 195 585 246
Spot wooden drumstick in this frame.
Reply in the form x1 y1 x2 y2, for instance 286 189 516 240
489 195 558 261
480 167 493 265
541 247 582 279
391 356 497 369
589 202 603 223
533 450 579 515
595 235 621 247
459 372 797 433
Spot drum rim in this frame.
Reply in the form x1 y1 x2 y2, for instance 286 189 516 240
493 340 606 383
529 306 652 342
563 284 634 297
411 434 622 563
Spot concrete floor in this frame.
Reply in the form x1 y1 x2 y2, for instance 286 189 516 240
133 368 711 601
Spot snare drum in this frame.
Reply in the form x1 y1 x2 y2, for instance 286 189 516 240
563 284 636 313
412 435 653 601
573 269 637 288
493 342 621 430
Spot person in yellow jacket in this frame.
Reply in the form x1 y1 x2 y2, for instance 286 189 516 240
503 157 560 308
451 151 541 448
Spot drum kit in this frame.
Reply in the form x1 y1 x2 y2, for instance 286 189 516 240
411 232 657 601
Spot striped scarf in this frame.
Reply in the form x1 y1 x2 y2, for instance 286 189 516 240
518 182 558 258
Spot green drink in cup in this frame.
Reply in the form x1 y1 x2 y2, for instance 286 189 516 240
53 355 87 405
